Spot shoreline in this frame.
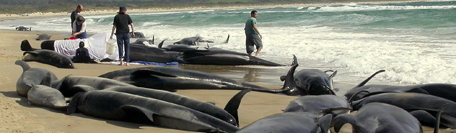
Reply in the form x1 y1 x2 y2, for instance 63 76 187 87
0 0 448 21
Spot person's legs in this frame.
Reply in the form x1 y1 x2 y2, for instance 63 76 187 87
116 35 124 65
245 34 255 55
123 33 131 66
252 34 263 56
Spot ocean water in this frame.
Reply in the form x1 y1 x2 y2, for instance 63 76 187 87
2 1 456 89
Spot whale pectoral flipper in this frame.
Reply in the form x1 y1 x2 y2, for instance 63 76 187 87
120 105 156 123
329 70 338 78
66 92 85 115
317 114 333 133
333 114 357 133
224 89 252 126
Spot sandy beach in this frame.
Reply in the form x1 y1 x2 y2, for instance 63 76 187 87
0 1 455 133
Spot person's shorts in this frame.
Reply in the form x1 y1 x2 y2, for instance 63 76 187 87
245 34 263 54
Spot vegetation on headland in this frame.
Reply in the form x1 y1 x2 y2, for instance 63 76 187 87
0 0 418 14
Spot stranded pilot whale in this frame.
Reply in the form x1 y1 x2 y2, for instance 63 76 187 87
15 60 58 96
69 85 250 126
98 67 289 94
21 49 74 68
67 89 251 133
334 103 423 133
280 55 337 95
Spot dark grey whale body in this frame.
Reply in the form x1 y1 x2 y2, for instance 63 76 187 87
351 93 456 128
280 55 337 95
334 103 423 133
67 90 245 133
284 95 350 116
345 83 456 102
98 67 288 94
69 85 249 126
178 48 284 66
237 112 332 133
22 49 74 68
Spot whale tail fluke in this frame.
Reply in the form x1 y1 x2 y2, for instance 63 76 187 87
21 40 37 51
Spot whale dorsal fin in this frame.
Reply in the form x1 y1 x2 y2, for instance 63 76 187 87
318 114 333 133
223 89 252 126
333 114 357 133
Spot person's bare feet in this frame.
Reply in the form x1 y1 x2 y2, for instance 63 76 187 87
125 63 130 66
254 52 259 56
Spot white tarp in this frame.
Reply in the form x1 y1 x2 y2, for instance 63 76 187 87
54 32 120 61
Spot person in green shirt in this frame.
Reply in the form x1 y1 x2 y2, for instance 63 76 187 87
244 10 263 56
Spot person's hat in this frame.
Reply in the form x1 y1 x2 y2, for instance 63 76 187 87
119 6 127 12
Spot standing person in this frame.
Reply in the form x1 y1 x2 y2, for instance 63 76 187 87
244 10 263 56
70 4 83 31
110 6 135 66
72 15 87 39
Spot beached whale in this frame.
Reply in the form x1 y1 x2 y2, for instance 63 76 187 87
51 75 134 97
238 112 332 133
15 60 58 96
280 55 336 95
67 90 245 132
173 35 228 45
177 48 284 66
22 49 74 68
334 103 423 133
27 84 67 110
345 83 456 103
284 95 350 116
98 66 289 94
67 85 250 127
351 93 456 128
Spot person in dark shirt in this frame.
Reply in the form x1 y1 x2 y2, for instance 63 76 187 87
73 41 91 63
110 6 135 66
70 4 83 32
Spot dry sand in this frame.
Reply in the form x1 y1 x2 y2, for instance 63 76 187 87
0 1 455 132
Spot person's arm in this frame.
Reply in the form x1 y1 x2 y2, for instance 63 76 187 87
110 16 117 39
72 21 76 33
110 25 116 39
72 22 86 36
83 48 90 57
75 49 80 56
130 23 135 38
252 23 261 39
128 15 135 38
